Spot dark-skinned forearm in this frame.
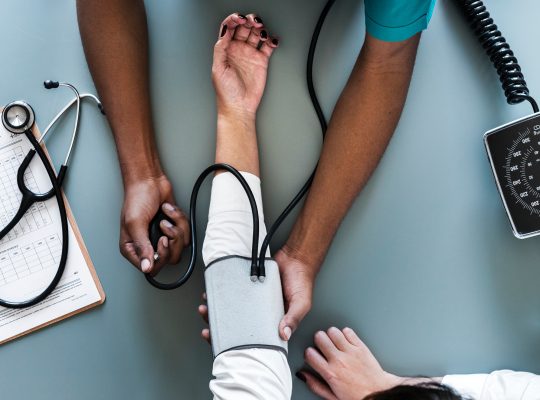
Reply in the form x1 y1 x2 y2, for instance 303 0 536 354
284 33 421 271
76 0 162 187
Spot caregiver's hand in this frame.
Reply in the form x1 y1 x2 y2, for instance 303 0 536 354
212 12 278 120
275 248 316 341
120 174 190 275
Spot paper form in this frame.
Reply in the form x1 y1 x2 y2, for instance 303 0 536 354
0 124 104 344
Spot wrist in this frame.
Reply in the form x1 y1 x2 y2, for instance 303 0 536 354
285 217 328 271
121 158 164 188
217 106 256 127
385 373 405 389
394 375 441 387
217 112 257 138
280 241 321 280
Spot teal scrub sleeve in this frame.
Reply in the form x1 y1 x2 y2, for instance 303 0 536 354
364 0 436 42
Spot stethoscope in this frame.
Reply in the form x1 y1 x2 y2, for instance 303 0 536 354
0 80 103 309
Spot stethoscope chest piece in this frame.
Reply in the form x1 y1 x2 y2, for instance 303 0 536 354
2 101 35 134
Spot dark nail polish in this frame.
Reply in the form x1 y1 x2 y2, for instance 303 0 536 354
260 30 268 39
272 38 279 46
237 14 247 20
254 16 263 24
295 372 306 382
220 25 227 37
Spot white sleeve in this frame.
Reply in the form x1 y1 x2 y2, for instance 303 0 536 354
211 349 292 400
202 172 292 400
202 172 270 265
442 370 540 400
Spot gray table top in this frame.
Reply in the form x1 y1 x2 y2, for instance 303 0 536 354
1 0 539 398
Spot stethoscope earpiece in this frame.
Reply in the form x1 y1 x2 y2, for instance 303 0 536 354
44 80 60 89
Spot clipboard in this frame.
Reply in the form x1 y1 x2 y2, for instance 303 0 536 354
0 121 105 345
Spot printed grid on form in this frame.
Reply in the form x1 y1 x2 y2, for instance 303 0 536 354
0 146 53 244
0 235 61 286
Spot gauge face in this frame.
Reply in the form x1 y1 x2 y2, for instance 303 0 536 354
2 101 34 134
485 113 540 238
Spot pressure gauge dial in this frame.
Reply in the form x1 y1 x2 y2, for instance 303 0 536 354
485 113 540 238
2 101 35 134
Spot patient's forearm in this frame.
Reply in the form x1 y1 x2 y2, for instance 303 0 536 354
285 33 421 270
216 114 259 176
76 0 162 187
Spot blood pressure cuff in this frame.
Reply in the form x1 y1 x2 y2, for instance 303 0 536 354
204 256 288 358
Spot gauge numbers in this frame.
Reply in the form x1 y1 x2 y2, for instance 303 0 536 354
485 113 540 238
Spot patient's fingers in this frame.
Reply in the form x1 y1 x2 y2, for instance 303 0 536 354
216 13 246 41
215 13 248 68
247 28 267 49
260 37 279 57
234 13 263 41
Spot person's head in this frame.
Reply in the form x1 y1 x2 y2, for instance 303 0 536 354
364 382 465 400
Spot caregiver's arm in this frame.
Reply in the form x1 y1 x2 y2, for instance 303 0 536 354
277 33 421 339
77 0 189 275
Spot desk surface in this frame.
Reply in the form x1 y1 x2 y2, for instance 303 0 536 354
1 1 540 398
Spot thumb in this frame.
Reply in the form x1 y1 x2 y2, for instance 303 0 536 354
279 293 312 341
126 220 156 274
297 371 337 400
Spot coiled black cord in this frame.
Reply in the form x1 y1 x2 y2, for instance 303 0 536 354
456 0 539 113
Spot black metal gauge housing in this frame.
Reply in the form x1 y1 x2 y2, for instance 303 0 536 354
485 113 540 238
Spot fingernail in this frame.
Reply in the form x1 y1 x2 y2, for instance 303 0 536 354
162 219 173 229
220 24 227 37
272 38 279 46
141 258 151 273
284 326 292 341
260 30 268 39
237 14 246 20
254 16 263 24
295 372 306 382
162 237 169 248
162 203 175 212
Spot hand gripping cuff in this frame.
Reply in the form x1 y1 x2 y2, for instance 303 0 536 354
204 256 288 358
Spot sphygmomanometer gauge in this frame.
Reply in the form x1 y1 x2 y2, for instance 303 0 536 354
485 113 540 238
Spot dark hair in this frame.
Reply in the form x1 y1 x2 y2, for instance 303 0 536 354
363 382 465 400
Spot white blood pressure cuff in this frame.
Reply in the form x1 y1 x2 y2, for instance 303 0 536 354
204 256 287 358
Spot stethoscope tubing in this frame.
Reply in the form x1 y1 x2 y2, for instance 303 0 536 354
0 85 103 308
0 130 69 308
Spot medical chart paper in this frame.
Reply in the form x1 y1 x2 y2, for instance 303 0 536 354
0 124 104 344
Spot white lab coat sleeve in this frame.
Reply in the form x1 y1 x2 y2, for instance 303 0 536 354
442 370 540 400
202 172 292 400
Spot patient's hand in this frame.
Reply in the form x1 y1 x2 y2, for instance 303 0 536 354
212 13 279 119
